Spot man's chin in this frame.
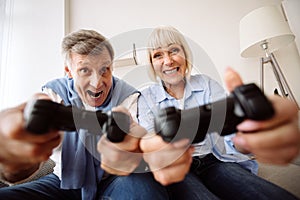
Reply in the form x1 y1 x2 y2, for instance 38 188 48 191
86 98 104 108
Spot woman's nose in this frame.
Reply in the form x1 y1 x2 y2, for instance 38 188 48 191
163 54 173 66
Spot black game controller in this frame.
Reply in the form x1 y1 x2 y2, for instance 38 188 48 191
24 99 130 142
154 83 275 144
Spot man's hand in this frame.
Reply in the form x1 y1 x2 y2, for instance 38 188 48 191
0 93 61 182
225 67 300 164
97 106 146 175
140 135 194 186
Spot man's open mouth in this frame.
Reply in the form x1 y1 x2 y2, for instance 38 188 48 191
87 90 103 98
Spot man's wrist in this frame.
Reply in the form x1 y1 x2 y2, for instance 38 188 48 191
0 163 40 183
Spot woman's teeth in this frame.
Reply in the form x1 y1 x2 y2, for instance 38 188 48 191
164 68 178 75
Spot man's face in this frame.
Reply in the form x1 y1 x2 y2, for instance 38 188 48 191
65 48 113 107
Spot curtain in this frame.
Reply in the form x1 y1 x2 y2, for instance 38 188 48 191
0 0 13 110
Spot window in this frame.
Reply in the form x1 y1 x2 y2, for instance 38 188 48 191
0 0 13 109
0 0 65 110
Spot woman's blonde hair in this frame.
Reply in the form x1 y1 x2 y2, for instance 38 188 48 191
147 26 193 81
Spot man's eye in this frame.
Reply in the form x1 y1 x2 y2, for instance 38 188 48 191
100 67 110 75
78 68 90 76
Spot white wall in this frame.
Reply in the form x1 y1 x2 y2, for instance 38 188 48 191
1 0 299 110
0 0 66 109
282 0 300 53
69 0 300 104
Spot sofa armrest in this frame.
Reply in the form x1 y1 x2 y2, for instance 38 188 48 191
258 155 300 198
0 159 55 187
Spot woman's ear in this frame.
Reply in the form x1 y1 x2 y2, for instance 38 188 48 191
64 66 73 78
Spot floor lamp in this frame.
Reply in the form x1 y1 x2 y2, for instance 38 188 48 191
239 5 299 109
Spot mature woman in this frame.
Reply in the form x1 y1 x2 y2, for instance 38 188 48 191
137 26 299 200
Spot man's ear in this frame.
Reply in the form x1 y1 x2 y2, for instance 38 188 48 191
64 66 73 78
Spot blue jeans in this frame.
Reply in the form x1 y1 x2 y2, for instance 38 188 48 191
189 154 299 200
0 173 81 200
98 172 219 200
0 155 298 200
0 172 215 200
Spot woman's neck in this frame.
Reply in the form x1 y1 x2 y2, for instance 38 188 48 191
163 80 185 99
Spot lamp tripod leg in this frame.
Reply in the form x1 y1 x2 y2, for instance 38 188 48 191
260 57 264 93
270 53 299 109
270 58 287 97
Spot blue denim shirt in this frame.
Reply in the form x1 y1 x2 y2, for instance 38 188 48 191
138 74 258 174
43 76 139 200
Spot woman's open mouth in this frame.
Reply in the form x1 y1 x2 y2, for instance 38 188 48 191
164 67 179 75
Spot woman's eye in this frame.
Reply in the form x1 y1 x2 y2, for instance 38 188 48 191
170 48 180 54
152 53 162 59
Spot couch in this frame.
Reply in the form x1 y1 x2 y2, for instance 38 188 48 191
258 155 300 198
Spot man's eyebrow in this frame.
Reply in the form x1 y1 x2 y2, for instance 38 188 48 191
78 60 90 65
102 61 112 66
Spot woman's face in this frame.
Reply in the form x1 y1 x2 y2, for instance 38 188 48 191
150 44 187 87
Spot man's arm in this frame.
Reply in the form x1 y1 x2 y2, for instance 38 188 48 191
0 94 61 183
97 92 147 175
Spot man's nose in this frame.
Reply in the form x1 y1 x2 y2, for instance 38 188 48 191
90 73 102 88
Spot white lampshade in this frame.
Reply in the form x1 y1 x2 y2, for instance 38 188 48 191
239 5 295 58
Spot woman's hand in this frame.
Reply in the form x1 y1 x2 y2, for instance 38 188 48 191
225 67 300 165
140 134 194 185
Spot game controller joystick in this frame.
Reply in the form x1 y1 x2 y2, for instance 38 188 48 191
154 83 275 144
24 99 130 143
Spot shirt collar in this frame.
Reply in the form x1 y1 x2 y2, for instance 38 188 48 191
155 76 205 103
184 76 205 99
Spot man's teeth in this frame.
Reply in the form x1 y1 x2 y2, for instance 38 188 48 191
93 92 101 98
87 91 102 98
164 68 178 74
